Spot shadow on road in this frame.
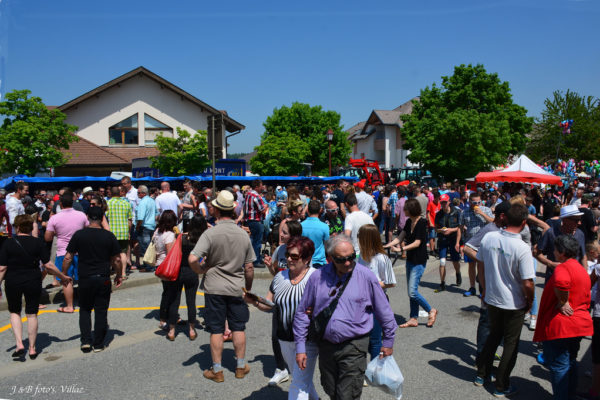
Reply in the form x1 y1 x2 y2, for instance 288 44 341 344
242 385 288 400
105 328 125 347
248 353 277 377
182 343 238 372
423 336 476 366
420 280 464 294
429 358 474 381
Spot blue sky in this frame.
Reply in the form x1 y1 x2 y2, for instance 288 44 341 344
1 0 599 153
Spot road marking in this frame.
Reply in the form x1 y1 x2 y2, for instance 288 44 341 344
0 305 204 334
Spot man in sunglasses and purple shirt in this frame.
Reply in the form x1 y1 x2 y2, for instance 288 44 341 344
293 234 398 400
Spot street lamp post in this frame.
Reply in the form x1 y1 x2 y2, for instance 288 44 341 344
326 129 334 176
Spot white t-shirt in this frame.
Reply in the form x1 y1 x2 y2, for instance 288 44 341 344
6 196 24 225
477 229 536 310
356 191 377 216
344 211 374 253
154 230 175 265
126 187 139 212
358 253 396 292
155 192 181 216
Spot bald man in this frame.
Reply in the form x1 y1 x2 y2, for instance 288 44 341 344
155 182 181 217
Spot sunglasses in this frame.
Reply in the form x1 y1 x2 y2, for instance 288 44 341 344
285 252 301 261
332 253 356 264
326 208 339 212
329 280 343 297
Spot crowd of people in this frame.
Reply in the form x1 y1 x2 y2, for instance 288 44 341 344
0 176 599 399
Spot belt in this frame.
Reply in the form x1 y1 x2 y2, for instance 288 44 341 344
84 274 110 279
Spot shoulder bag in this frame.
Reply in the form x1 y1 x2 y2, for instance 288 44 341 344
155 234 182 281
142 232 157 267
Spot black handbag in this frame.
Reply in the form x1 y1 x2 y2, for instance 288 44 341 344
308 268 354 342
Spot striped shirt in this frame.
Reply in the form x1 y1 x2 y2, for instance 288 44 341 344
243 189 266 221
270 267 316 341
106 197 133 240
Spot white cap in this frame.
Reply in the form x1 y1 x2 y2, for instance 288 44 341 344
83 186 93 194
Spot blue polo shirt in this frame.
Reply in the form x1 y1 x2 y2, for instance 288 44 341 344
301 216 330 265
136 195 157 230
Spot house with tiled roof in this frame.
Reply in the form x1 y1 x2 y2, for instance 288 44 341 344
54 66 245 176
347 98 418 169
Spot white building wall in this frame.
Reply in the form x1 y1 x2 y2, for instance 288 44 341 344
63 74 225 156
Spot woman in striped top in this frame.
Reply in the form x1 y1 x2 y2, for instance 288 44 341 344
248 236 319 400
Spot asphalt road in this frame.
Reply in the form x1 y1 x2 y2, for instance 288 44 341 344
0 260 593 400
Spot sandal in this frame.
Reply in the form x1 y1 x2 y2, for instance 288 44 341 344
427 309 438 327
399 319 418 328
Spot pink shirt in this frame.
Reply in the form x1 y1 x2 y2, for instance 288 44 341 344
47 208 89 256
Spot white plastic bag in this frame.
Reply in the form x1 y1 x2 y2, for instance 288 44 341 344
365 356 404 400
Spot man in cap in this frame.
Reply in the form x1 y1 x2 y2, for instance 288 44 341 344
79 187 94 214
189 190 255 382
535 204 587 280
434 193 462 292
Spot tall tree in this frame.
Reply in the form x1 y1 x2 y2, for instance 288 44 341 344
250 102 351 176
150 127 210 175
527 90 600 162
401 64 533 180
0 89 79 175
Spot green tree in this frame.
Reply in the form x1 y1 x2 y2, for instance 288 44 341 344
150 127 210 175
0 89 79 175
527 90 600 162
250 102 351 176
401 64 533 180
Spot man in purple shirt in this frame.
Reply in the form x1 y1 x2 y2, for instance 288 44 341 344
293 234 397 399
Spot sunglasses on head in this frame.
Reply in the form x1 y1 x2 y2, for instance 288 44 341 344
329 280 343 297
285 252 301 261
332 253 356 264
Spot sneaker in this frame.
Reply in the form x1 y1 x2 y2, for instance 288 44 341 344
363 379 369 387
456 273 462 286
473 376 485 387
235 364 250 379
435 282 446 293
493 385 517 397
203 368 224 383
92 345 105 353
80 344 92 353
463 287 476 297
268 368 289 386
529 318 537 330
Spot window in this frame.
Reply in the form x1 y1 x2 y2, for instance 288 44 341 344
144 114 172 146
109 114 138 145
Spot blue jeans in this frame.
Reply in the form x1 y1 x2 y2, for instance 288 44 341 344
368 315 383 360
406 262 431 319
543 337 582 400
530 259 539 316
137 227 154 269
247 220 264 265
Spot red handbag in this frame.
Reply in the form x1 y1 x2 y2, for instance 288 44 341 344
155 234 182 281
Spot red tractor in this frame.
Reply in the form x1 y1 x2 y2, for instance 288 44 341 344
347 158 388 189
